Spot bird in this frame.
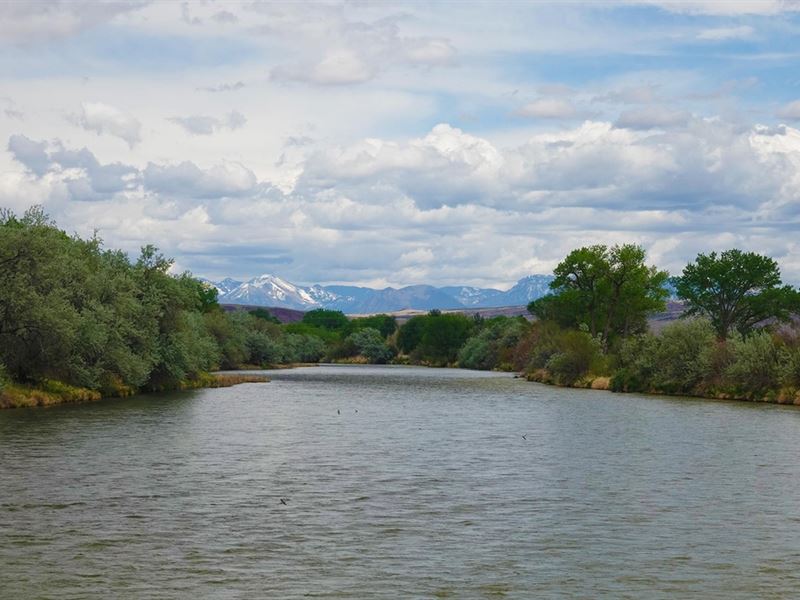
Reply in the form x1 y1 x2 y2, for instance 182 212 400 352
522 435 527 440
337 409 340 415
280 498 288 506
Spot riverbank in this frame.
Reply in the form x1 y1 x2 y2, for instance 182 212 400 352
0 372 269 409
525 368 800 406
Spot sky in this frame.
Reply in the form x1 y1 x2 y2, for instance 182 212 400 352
1 0 800 289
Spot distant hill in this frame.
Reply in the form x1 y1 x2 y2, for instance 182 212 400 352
202 273 556 314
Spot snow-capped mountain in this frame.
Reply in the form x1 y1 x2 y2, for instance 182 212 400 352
200 277 242 297
439 286 504 307
498 275 555 306
221 274 318 310
202 273 556 313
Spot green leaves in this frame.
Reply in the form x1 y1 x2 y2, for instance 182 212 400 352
533 243 668 349
675 249 800 339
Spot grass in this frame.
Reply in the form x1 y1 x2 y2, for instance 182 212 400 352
0 372 270 409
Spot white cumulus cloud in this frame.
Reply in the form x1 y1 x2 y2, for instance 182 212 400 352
72 102 142 147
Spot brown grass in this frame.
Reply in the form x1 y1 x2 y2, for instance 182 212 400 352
0 372 269 409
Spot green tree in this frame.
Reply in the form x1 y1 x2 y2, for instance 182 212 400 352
301 309 349 331
529 244 668 349
347 327 394 363
346 314 397 338
416 313 473 365
397 315 427 354
674 249 800 339
249 307 280 324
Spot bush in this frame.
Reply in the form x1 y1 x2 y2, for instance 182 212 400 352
347 327 395 364
458 317 529 370
459 335 493 370
0 363 8 394
611 333 658 392
545 330 603 385
725 331 782 398
775 325 800 388
651 319 716 394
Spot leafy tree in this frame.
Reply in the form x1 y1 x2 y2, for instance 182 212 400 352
397 315 427 354
249 307 281 324
458 317 529 370
301 309 349 331
529 244 668 349
347 327 394 363
674 249 800 339
416 313 474 365
346 314 397 338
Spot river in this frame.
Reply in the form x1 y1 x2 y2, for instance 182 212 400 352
2 365 800 598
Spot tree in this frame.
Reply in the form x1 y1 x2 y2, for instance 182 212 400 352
347 327 394 363
346 314 397 338
301 309 349 331
250 307 281 324
416 313 473 365
674 249 800 339
529 244 668 349
397 315 427 354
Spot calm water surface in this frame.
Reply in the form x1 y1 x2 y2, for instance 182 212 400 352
2 365 800 599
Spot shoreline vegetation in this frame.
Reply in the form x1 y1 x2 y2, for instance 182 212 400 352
2 206 800 409
0 373 270 409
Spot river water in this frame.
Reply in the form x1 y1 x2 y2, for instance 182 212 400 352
2 365 800 599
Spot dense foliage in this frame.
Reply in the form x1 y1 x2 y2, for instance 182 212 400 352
673 249 800 339
3 207 798 407
528 244 669 349
0 208 327 398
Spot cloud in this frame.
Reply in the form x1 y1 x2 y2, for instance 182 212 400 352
696 25 755 41
143 160 259 199
8 134 50 176
211 10 238 25
7 135 259 202
168 110 247 136
197 81 245 93
615 106 689 130
630 1 799 15
7 118 800 286
7 135 138 200
264 6 457 85
180 2 201 26
71 102 142 147
0 1 147 44
274 48 377 86
777 100 800 121
517 98 578 119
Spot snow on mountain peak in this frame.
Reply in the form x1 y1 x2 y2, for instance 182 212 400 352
205 273 554 312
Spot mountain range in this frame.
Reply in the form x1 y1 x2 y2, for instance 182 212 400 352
200 274 555 314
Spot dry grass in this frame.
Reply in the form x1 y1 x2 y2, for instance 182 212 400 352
590 376 611 390
0 381 101 409
0 372 269 409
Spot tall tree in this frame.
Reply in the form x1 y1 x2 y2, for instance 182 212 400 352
529 244 668 349
674 249 800 339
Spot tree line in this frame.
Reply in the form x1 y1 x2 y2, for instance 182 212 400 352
2 207 799 406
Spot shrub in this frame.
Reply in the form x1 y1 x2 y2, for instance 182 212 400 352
0 363 8 395
545 330 602 385
651 318 716 394
611 333 658 392
347 327 394 364
725 331 783 398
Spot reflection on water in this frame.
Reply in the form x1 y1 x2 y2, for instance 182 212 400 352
2 365 800 598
